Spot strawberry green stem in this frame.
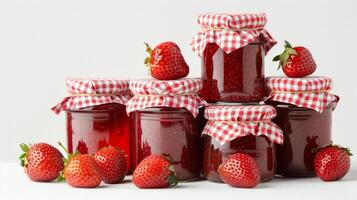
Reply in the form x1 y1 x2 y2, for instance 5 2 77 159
273 40 297 70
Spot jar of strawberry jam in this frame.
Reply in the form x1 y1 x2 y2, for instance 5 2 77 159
191 13 277 102
202 104 284 182
265 77 338 177
126 79 207 181
52 78 132 170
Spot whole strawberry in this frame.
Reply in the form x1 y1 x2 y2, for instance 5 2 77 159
144 42 189 80
94 146 127 184
314 144 352 181
19 143 64 182
218 152 260 188
132 155 178 189
64 154 102 188
273 41 316 78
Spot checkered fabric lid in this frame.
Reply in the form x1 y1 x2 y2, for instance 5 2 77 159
126 78 208 117
202 104 283 145
51 78 132 114
265 76 338 113
191 13 277 57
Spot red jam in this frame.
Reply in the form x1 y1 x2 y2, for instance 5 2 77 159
201 40 266 102
66 103 130 170
202 135 275 182
130 107 206 181
271 103 333 177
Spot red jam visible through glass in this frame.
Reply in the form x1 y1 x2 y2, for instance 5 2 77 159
201 40 266 102
130 108 206 181
271 104 333 177
66 103 130 170
202 135 275 182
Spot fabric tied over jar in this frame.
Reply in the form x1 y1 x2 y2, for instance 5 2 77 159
126 78 208 117
265 77 338 113
52 78 132 114
190 13 277 56
202 105 284 145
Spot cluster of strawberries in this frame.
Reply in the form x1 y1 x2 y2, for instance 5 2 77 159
19 142 181 188
19 141 352 189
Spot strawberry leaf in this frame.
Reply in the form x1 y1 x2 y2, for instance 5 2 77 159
286 48 297 56
19 153 27 159
284 40 292 48
168 173 178 187
57 171 65 182
20 160 25 167
144 57 151 65
272 55 280 62
281 52 290 67
20 143 29 152
144 42 152 54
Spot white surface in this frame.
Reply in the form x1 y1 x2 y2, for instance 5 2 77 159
1 0 357 162
1 161 357 200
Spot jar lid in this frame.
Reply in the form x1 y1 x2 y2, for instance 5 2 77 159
126 78 208 117
51 78 132 114
191 12 276 57
265 76 338 113
202 104 283 145
205 104 277 122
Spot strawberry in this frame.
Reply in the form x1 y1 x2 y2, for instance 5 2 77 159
132 155 178 189
58 142 102 188
64 154 102 188
94 146 127 184
19 143 64 182
273 41 316 78
144 42 189 80
218 152 260 188
314 144 352 181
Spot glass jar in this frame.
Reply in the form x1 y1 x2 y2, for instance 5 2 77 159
66 103 130 169
200 40 266 102
130 107 205 181
202 135 275 182
271 103 334 177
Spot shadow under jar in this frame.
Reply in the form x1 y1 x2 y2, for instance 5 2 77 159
201 40 266 102
130 107 205 181
202 134 276 182
271 103 334 177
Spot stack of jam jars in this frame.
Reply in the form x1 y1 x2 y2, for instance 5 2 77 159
265 77 338 177
126 78 207 181
52 78 132 170
191 13 283 182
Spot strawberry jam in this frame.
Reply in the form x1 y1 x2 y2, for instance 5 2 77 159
201 40 266 102
130 107 206 181
66 103 130 170
270 103 334 177
202 135 275 182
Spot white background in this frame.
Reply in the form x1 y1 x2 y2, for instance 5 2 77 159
0 0 357 162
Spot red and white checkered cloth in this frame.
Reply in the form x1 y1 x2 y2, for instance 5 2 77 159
126 78 208 117
265 77 338 113
202 104 283 145
52 78 132 114
191 13 277 57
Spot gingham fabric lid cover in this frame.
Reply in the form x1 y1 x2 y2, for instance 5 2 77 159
265 76 338 113
126 78 208 117
52 78 132 114
202 104 283 145
191 13 277 57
